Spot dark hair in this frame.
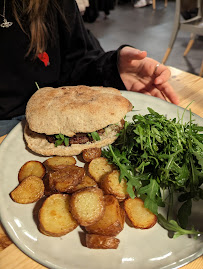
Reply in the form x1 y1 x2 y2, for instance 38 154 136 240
12 0 66 58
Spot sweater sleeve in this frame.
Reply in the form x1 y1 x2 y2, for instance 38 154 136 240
57 0 126 91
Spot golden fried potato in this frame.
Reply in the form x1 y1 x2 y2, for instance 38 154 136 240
39 194 78 237
124 197 157 229
49 166 85 193
43 173 59 196
18 161 46 183
43 156 76 171
10 176 44 204
85 195 125 236
70 187 104 226
100 170 128 201
82 148 102 162
71 175 97 193
88 157 114 183
86 234 120 249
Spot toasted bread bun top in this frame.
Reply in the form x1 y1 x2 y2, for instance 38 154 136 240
25 85 132 137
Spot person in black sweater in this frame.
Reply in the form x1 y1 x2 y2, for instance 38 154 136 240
0 0 179 136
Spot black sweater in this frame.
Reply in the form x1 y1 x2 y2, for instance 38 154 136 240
0 0 126 120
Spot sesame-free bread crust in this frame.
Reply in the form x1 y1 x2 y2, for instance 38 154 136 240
25 85 132 136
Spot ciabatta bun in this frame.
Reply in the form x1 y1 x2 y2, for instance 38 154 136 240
24 85 132 156
25 85 132 136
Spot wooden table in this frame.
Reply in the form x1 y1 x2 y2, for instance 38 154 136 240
0 66 203 269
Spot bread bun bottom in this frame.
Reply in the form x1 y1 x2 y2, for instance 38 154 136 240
24 122 122 156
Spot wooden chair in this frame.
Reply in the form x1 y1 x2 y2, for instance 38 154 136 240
152 0 168 10
200 60 203 76
162 0 203 76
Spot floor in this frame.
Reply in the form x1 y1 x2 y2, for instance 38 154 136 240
84 0 203 76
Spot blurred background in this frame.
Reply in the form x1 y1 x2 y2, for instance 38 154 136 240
78 0 203 76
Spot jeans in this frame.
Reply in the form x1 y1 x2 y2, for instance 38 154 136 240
0 115 25 136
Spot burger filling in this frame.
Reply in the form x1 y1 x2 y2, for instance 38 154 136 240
45 121 124 147
46 129 105 147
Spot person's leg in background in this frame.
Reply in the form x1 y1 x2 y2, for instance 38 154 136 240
134 0 152 8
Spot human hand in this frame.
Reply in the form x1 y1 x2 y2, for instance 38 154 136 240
118 46 179 105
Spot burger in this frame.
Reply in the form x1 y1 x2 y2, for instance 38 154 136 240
24 85 132 156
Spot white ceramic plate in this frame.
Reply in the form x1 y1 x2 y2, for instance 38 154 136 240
0 91 202 269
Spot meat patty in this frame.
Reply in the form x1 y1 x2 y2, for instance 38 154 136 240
46 133 92 146
46 127 106 146
70 133 91 145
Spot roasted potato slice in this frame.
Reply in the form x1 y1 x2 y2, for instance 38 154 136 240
43 173 59 196
124 197 157 229
49 166 85 193
39 194 78 237
70 187 104 226
82 148 101 162
100 170 128 201
71 175 97 193
86 234 120 249
88 157 114 183
43 156 76 171
18 161 46 182
86 195 125 236
10 176 44 204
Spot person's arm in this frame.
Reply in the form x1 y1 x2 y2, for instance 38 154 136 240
57 0 126 90
57 0 179 104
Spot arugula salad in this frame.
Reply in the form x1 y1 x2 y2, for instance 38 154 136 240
102 107 203 238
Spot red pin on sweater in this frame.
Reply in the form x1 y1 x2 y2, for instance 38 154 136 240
38 52 50 66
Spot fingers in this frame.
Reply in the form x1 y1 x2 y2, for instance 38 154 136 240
119 46 147 61
128 80 179 105
153 64 171 84
119 53 179 105
156 82 179 105
139 87 167 102
152 64 179 104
